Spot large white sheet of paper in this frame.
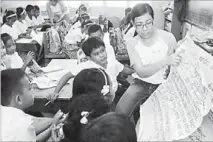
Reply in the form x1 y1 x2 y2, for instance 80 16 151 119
137 37 213 141
32 59 78 89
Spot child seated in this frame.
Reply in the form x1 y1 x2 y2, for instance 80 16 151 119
72 68 114 103
1 40 11 71
77 24 116 63
48 37 133 101
51 94 111 142
81 112 137 142
1 33 42 77
34 5 45 27
25 5 37 28
1 69 67 141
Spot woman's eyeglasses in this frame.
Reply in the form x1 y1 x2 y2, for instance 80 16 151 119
135 21 153 29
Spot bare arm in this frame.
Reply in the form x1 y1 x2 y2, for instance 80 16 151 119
36 125 53 142
54 72 74 93
46 2 54 24
121 66 135 75
125 36 169 78
32 117 53 135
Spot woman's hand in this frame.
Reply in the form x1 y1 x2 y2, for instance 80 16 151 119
166 49 185 66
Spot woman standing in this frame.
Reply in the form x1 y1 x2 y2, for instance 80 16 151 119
46 0 69 24
116 3 183 120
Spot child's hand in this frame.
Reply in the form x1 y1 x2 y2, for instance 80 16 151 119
47 92 59 102
26 51 34 64
53 110 67 125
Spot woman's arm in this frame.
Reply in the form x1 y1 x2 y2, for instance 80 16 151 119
46 2 54 24
125 36 180 78
59 1 68 13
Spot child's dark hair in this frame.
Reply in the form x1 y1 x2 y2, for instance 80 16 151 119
131 3 154 22
1 69 26 106
34 5 40 11
81 112 137 142
1 33 12 45
62 94 111 142
26 5 34 13
5 10 16 21
88 24 103 36
72 68 110 99
81 36 105 56
81 19 93 28
16 7 25 19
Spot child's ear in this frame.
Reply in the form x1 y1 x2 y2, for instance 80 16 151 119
15 95 23 105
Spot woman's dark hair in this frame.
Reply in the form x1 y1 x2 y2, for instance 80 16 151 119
131 3 154 21
124 13 133 35
62 94 111 142
81 112 137 142
72 68 109 99
81 36 105 56
16 7 25 19
26 5 34 13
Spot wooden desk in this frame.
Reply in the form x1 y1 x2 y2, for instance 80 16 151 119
27 59 77 113
16 41 39 52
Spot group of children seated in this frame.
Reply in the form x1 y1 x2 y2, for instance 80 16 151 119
1 3 138 142
1 67 137 142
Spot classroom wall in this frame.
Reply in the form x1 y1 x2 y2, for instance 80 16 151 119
2 0 39 11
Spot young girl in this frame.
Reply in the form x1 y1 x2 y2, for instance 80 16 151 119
0 40 11 71
1 33 42 76
72 68 114 103
13 7 32 39
81 112 137 142
51 94 111 142
34 5 45 26
1 10 19 40
25 5 37 28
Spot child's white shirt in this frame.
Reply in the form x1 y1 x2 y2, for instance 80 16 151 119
25 15 37 27
70 58 124 93
6 52 30 72
35 15 45 26
1 24 19 40
1 106 36 142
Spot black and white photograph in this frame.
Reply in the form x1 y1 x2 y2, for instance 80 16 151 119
1 0 213 141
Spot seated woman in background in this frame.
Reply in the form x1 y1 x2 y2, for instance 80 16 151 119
46 0 69 24
81 112 137 142
51 94 111 142
116 3 182 121
1 33 42 77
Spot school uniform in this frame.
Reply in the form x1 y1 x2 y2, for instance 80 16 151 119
1 24 19 40
70 57 124 94
25 15 37 27
5 52 30 73
1 106 36 142
13 20 28 35
35 15 45 26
